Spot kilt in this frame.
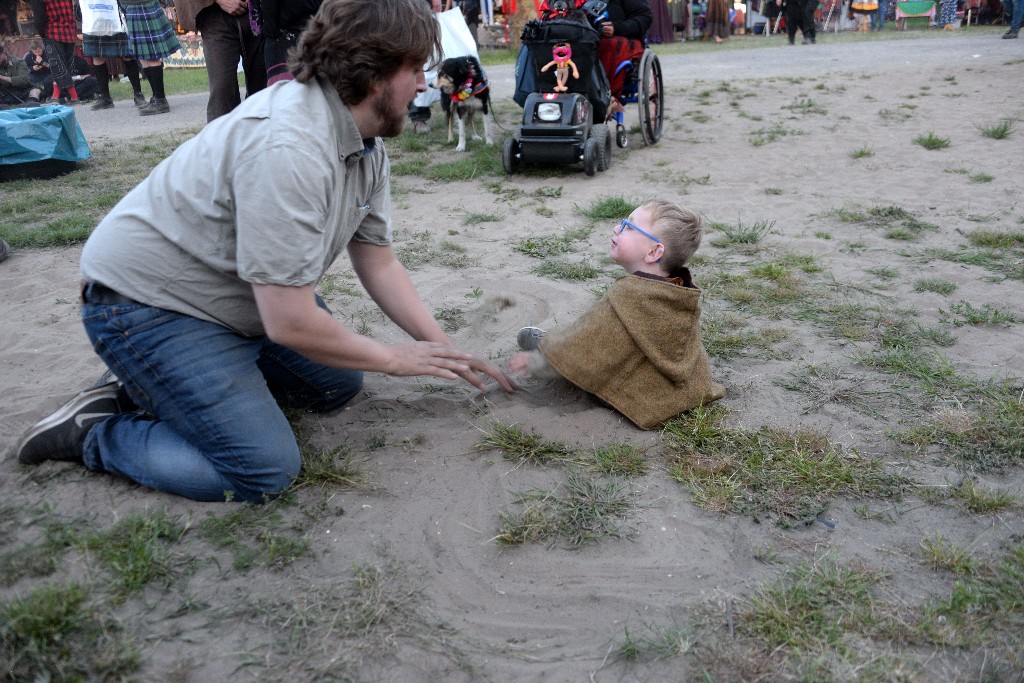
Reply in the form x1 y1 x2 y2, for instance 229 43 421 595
123 1 182 60
83 32 134 58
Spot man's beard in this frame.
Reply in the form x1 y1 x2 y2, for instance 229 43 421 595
372 90 407 138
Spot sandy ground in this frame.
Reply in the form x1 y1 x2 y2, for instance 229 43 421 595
2 31 1023 681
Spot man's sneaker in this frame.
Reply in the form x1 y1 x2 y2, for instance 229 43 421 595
1003 28 1019 38
92 95 114 110
517 326 547 351
139 97 170 116
13 382 122 465
133 91 147 107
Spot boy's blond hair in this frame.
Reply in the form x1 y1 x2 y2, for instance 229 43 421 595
645 200 702 275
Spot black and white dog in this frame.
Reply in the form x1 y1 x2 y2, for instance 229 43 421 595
430 55 494 152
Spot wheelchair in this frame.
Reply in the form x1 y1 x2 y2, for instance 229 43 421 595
504 1 664 177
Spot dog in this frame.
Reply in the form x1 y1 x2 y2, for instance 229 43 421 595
430 55 494 152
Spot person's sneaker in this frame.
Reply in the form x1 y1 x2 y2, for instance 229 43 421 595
0 238 10 263
413 120 430 134
133 91 147 107
801 36 810 44
13 382 123 465
1003 28 1019 38
517 326 547 351
139 97 170 116
92 95 114 110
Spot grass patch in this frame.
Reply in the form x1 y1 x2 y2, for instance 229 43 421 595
949 479 1019 514
709 218 774 247
914 277 957 295
494 468 637 548
748 123 805 147
80 508 190 597
702 311 788 360
512 226 590 258
865 265 899 279
664 405 906 526
475 421 574 464
0 582 141 681
849 146 874 159
939 300 1020 327
776 363 891 418
920 533 979 574
434 306 468 333
199 502 311 571
827 204 937 241
533 259 600 281
978 118 1016 140
0 130 197 248
584 442 649 477
913 131 951 150
611 619 691 663
577 195 637 222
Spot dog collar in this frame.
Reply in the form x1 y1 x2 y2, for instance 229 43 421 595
450 67 489 102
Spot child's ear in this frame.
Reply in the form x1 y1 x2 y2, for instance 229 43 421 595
647 242 665 263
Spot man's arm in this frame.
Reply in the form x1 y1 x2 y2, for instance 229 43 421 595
348 239 515 391
252 281 483 383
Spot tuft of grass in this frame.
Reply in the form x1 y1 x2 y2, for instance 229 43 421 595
710 219 775 247
968 172 994 183
850 146 874 159
966 228 1024 249
828 204 937 241
702 312 788 360
494 468 637 548
584 442 649 477
80 508 189 596
0 582 141 681
744 554 882 651
865 265 899 279
748 124 805 147
513 226 590 258
475 421 574 464
292 443 369 492
199 502 310 571
949 479 1019 514
463 210 504 225
434 306 468 333
577 195 637 222
663 406 906 526
939 300 1021 327
978 118 1016 140
764 186 783 195
914 278 957 295
920 533 979 574
913 131 951 150
532 259 599 281
611 619 691 663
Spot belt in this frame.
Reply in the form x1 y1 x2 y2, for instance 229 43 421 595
81 281 138 306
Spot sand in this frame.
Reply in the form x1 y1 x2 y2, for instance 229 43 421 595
2 31 1023 681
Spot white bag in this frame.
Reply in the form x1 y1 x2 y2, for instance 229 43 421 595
413 8 480 108
81 0 126 36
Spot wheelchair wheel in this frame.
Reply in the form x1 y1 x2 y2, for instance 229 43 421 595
638 51 664 146
582 138 599 177
616 124 628 149
590 123 612 172
502 136 520 174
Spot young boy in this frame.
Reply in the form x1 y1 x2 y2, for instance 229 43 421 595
508 199 725 429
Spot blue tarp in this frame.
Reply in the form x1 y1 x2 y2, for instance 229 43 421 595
0 105 91 166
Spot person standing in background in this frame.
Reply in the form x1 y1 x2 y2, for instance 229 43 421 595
83 24 148 110
29 0 79 103
257 0 323 84
120 0 182 115
704 0 730 42
445 0 480 45
409 0 442 134
174 0 266 121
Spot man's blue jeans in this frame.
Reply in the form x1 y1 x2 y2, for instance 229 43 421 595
81 299 362 502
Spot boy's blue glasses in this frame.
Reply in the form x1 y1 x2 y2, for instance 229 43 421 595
615 218 661 244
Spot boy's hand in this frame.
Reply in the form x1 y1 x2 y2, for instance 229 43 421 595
507 352 531 377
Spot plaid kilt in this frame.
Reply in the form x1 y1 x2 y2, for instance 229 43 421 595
83 32 134 58
123 1 182 60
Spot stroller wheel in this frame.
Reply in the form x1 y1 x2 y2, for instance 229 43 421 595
582 138 599 177
616 125 628 149
590 123 612 172
502 136 521 174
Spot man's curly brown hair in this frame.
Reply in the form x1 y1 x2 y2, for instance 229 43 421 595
290 0 441 106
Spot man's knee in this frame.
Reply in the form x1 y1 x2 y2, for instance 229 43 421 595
230 447 301 502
